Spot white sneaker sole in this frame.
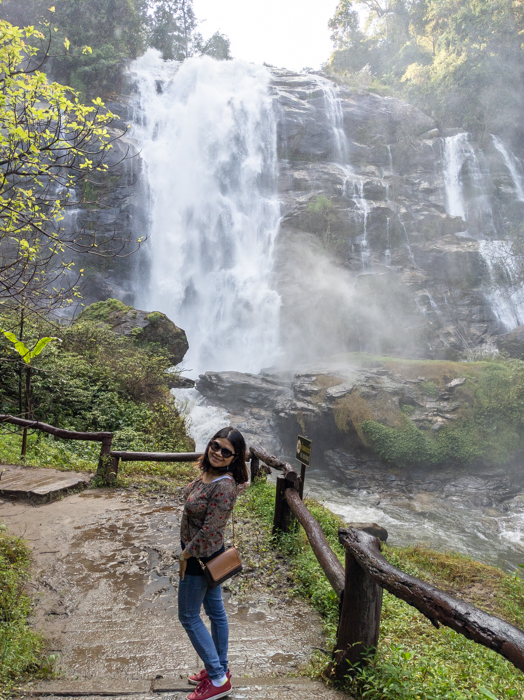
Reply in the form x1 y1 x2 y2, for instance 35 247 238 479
186 688 231 700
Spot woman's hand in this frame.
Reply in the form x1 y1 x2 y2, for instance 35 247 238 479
179 552 188 580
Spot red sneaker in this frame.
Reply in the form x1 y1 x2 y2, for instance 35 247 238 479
188 669 231 686
187 677 232 700
188 669 208 686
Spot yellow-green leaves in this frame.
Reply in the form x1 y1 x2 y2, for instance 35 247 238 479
0 16 119 314
0 329 60 364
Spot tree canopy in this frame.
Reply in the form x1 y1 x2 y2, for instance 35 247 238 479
0 16 121 318
327 0 524 139
0 0 232 99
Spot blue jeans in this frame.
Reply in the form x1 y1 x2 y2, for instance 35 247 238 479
178 574 229 681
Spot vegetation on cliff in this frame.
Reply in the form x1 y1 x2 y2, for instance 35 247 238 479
238 479 524 700
327 0 524 139
328 354 524 471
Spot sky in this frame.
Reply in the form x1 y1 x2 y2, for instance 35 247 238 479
192 0 340 71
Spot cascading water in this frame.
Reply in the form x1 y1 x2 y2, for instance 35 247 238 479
442 132 496 237
130 50 281 375
314 77 373 268
441 133 524 330
491 134 524 202
314 76 349 164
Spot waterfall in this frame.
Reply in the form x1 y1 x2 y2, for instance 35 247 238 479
443 134 468 219
314 77 349 164
442 133 496 237
315 77 376 268
479 240 524 329
491 135 524 202
130 51 281 375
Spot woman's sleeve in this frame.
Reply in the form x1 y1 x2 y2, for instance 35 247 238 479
184 480 237 559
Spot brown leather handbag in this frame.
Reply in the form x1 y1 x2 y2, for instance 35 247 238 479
198 502 242 589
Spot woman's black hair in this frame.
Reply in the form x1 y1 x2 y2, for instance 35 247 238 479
199 426 248 484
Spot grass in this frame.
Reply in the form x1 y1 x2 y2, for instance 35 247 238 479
237 479 524 700
0 524 53 700
0 427 200 493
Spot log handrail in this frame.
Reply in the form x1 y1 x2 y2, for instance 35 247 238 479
0 414 112 441
110 450 203 462
249 445 298 482
339 527 524 673
285 487 345 598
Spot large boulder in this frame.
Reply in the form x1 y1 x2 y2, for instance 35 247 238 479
496 325 524 359
78 299 188 365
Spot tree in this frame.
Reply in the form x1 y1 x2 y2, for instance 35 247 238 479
326 0 524 136
149 0 199 60
1 328 59 456
149 0 232 61
0 17 131 321
0 0 149 98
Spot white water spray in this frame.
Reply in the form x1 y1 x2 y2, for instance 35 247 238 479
130 51 281 375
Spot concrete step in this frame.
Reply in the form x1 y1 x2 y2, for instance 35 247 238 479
0 464 92 500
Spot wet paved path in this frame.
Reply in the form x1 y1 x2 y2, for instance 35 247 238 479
2 488 347 699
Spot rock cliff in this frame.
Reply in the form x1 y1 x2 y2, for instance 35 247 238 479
83 66 524 362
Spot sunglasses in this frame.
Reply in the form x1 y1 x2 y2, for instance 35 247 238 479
209 440 236 459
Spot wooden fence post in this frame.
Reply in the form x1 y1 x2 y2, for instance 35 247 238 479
272 476 296 535
96 435 114 484
332 548 383 681
110 454 120 479
250 455 260 483
298 463 306 499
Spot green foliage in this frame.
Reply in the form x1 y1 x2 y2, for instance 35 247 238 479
0 0 231 101
238 481 524 699
305 195 339 246
327 0 524 134
1 329 59 365
356 359 524 470
149 0 232 61
0 13 119 314
0 309 193 470
0 524 50 697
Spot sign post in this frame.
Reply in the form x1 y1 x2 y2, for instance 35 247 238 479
295 435 312 499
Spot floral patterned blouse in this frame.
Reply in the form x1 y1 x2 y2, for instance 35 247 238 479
180 474 237 559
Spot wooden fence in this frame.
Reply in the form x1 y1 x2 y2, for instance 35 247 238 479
1 412 523 679
0 414 113 475
249 444 524 680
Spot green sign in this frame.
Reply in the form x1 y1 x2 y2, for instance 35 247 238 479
296 435 312 467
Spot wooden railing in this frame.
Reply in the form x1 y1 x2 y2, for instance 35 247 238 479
0 414 113 475
249 445 524 679
2 412 523 678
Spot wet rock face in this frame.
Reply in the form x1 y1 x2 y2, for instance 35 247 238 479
197 363 524 504
270 69 506 360
496 325 524 358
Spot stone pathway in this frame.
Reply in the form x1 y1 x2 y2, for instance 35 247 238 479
2 486 347 700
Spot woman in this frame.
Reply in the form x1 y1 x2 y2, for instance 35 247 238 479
178 426 248 700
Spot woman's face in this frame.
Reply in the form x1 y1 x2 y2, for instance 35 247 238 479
207 437 236 469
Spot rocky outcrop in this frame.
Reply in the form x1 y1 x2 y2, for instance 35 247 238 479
496 325 524 359
196 360 524 505
270 69 521 360
78 299 189 365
